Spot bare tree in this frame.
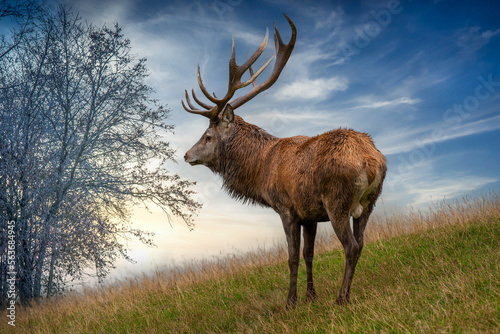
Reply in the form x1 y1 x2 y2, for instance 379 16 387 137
0 0 40 59
0 6 200 304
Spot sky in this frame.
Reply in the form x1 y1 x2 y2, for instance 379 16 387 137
33 0 500 282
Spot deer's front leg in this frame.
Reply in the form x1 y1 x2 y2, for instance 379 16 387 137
281 213 301 309
303 222 318 302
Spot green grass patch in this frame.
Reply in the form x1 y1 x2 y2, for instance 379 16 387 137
3 217 499 333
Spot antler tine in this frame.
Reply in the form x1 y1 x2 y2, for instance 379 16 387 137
236 28 269 77
217 30 270 104
248 55 257 88
229 35 237 78
240 55 273 88
184 90 199 110
197 64 219 104
181 99 203 115
191 89 212 110
181 98 219 120
273 22 282 52
197 29 272 111
182 89 220 120
230 13 297 110
182 14 296 122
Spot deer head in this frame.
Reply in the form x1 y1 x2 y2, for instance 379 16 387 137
182 14 296 167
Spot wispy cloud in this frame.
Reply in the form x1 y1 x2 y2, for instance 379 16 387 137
274 76 349 101
407 174 497 207
312 9 344 30
382 150 499 208
455 26 500 55
348 96 422 110
378 112 500 156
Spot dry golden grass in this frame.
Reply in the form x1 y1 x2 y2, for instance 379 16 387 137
366 191 500 240
2 192 500 333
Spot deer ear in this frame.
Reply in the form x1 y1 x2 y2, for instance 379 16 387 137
221 104 234 125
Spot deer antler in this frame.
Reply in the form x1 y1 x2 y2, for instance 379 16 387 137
182 13 297 122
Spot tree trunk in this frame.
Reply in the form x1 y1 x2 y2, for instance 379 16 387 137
46 246 57 297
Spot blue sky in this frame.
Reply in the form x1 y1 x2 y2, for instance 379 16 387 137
36 0 500 279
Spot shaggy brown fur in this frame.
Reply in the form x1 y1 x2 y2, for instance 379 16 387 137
185 108 387 307
183 14 386 308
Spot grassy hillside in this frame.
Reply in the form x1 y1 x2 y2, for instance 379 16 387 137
3 194 500 333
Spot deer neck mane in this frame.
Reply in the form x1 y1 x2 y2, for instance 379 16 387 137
215 116 276 207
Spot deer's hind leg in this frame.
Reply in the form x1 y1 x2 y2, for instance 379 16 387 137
323 197 361 305
353 202 373 257
353 185 383 261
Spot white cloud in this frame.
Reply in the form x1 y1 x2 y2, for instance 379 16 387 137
383 153 499 209
481 28 500 39
274 76 349 101
408 175 497 207
314 10 343 30
378 113 500 156
350 96 422 110
455 26 500 54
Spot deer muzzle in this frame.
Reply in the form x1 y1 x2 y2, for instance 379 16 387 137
184 151 199 166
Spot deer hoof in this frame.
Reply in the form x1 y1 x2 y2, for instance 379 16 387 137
335 296 350 306
306 289 317 303
286 297 297 310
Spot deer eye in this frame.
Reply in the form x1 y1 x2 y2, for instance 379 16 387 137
205 135 212 142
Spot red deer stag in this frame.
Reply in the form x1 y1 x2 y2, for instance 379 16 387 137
182 14 387 308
